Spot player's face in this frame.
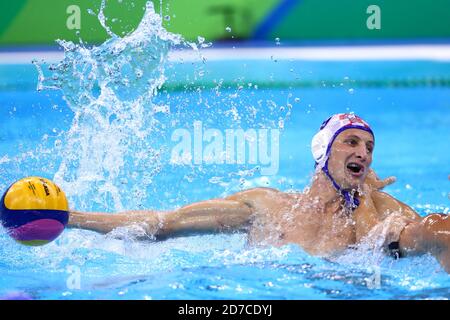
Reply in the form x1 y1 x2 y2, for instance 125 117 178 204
327 129 374 190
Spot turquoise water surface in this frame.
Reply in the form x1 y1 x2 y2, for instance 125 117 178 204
0 57 449 299
0 2 449 300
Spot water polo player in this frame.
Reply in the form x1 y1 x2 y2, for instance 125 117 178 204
68 113 450 273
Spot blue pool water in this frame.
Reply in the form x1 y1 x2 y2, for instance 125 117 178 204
0 4 449 300
0 58 449 299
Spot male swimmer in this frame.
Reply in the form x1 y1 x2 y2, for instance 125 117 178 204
69 113 450 273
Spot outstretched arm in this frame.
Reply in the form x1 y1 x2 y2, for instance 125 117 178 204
362 174 450 273
399 214 450 273
67 189 268 238
375 174 450 272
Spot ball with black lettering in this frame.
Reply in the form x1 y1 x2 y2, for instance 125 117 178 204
0 177 69 246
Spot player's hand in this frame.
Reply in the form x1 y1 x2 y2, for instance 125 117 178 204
365 169 396 190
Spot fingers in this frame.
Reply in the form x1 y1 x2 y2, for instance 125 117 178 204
374 176 396 190
382 176 396 187
364 169 396 190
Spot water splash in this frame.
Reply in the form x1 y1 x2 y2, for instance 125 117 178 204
33 0 292 212
34 1 184 211
98 0 117 39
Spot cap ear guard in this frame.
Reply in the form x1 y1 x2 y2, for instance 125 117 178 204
311 125 335 169
311 130 328 164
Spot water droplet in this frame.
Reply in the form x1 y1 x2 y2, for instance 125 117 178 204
200 41 212 48
225 26 231 32
294 97 300 103
348 88 354 94
164 15 170 21
87 9 95 15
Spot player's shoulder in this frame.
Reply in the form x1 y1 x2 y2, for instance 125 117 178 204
370 190 420 220
370 189 403 209
371 189 397 201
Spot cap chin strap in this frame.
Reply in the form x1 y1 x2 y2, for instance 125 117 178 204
321 159 360 210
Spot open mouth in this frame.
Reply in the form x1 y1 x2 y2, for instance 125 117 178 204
346 162 365 177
